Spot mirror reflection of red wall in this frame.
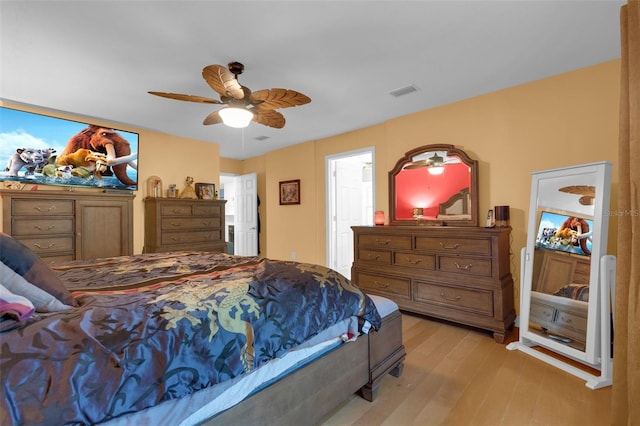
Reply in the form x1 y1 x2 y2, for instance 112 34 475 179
395 162 471 219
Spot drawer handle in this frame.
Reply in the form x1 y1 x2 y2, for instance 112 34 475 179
367 254 381 260
454 262 473 271
170 236 183 241
375 239 391 246
440 292 461 302
406 257 422 265
34 205 56 213
171 209 185 214
33 243 56 249
373 281 390 289
440 242 460 249
34 224 56 231
170 222 183 228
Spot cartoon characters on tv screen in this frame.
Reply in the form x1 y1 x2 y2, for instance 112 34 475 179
536 211 593 256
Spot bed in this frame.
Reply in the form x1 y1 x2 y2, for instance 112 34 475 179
0 232 406 425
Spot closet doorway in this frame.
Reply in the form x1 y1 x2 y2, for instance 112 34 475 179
326 148 374 279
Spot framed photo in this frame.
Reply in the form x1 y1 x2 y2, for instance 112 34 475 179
195 182 215 200
279 179 300 205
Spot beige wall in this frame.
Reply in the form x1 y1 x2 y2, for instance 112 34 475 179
3 60 620 307
225 60 621 307
0 101 221 254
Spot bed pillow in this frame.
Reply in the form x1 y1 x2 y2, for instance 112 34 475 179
553 283 590 302
0 232 77 309
0 283 35 320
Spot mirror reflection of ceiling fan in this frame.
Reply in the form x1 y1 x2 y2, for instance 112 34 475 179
403 152 459 172
558 185 596 206
148 61 311 129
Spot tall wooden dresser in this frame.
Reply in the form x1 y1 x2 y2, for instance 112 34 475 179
1 189 134 262
352 225 515 342
144 197 226 253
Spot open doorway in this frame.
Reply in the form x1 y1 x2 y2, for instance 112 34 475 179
326 148 374 279
220 173 258 256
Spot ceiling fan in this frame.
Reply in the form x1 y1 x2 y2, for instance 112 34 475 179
148 61 311 129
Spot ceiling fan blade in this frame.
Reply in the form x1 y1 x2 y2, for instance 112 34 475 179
202 65 244 99
404 160 430 170
250 89 311 111
252 110 285 129
203 110 224 125
148 91 222 104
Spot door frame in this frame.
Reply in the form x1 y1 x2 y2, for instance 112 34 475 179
325 147 375 276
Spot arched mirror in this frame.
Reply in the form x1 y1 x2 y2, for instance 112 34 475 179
389 144 478 226
508 161 614 389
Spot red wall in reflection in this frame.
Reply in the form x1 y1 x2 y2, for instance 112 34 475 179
395 163 470 219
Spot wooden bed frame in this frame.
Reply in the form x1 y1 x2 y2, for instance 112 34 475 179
207 310 406 425
438 187 470 215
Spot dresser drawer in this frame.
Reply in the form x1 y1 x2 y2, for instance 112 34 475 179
356 272 411 299
556 310 587 333
439 256 492 277
11 218 74 236
193 204 222 216
529 299 557 327
415 281 493 316
162 217 222 230
17 236 74 255
415 236 491 255
12 199 74 216
41 254 75 264
162 229 223 245
358 234 411 250
573 261 591 284
393 252 435 270
358 249 392 264
161 204 195 216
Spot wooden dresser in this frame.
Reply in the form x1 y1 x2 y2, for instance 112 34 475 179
352 225 515 342
144 197 226 253
1 189 134 262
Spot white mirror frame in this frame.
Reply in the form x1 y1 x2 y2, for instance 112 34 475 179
507 161 615 389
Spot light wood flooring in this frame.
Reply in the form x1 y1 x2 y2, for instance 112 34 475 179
320 313 611 426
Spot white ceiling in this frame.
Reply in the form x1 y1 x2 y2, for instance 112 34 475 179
0 1 625 160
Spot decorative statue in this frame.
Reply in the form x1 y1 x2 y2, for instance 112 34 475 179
179 176 198 199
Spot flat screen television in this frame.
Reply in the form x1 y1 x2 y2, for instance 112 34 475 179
535 209 594 256
0 107 138 191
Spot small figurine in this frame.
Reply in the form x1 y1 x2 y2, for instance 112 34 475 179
167 184 178 198
179 176 198 199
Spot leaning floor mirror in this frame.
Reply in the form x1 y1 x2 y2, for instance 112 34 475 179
507 161 616 389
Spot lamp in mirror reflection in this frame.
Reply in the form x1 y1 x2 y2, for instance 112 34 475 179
219 107 253 128
412 207 424 218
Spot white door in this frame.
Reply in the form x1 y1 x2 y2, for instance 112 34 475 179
235 172 258 256
326 149 374 278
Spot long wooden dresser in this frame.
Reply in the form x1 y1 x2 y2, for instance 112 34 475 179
1 189 134 262
144 197 226 253
352 225 515 342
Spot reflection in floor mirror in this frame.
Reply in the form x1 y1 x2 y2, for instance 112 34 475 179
507 162 615 389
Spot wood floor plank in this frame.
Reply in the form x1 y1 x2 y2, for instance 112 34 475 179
320 314 612 426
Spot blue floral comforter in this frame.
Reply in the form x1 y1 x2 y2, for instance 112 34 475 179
1 252 380 425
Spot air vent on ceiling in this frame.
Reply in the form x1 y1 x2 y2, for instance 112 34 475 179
389 84 419 98
254 135 270 141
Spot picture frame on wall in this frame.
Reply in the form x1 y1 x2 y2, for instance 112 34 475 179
195 182 215 200
279 179 300 205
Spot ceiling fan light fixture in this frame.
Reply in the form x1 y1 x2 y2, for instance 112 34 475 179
219 107 253 128
428 165 445 175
